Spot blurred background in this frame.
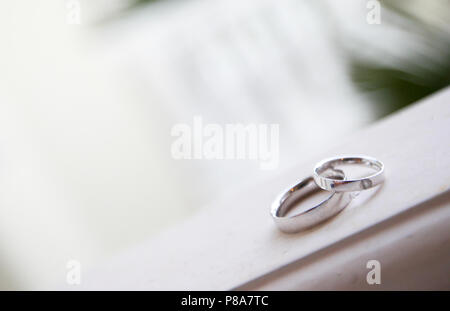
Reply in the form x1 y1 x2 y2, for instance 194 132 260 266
0 0 449 290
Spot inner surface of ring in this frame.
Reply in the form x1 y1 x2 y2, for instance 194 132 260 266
277 173 344 217
316 157 382 181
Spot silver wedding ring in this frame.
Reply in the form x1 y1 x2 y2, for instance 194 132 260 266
313 155 385 192
271 171 352 233
271 155 384 233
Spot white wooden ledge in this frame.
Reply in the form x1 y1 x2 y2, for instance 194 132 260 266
78 88 450 290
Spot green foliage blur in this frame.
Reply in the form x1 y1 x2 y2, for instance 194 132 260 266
350 0 450 117
125 0 450 119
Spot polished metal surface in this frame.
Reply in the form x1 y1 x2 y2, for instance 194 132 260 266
313 155 385 192
271 172 352 233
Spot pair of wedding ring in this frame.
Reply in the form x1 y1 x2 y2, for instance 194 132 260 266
271 155 385 233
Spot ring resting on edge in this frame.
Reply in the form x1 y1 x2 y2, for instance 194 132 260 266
271 172 352 233
313 155 385 192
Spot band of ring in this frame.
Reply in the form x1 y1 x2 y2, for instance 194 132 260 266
271 175 352 233
313 155 385 192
